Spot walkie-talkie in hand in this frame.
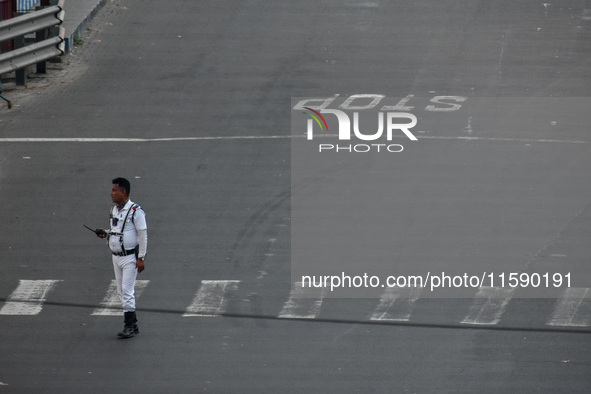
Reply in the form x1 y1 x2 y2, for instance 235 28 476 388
83 225 107 237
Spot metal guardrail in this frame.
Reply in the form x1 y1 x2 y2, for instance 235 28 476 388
0 0 65 77
0 3 64 43
0 26 64 75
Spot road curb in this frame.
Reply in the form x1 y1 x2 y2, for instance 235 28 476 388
63 0 109 52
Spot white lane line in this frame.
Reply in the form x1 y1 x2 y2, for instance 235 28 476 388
0 135 588 144
183 280 241 317
419 135 589 144
0 136 292 143
0 280 62 315
370 286 423 321
547 288 590 327
90 280 150 316
278 282 326 319
461 287 515 325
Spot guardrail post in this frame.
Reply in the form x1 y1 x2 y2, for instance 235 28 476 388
35 28 47 73
35 6 48 74
13 29 25 86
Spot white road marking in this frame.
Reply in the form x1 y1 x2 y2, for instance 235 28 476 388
547 288 590 327
278 282 326 319
0 136 292 143
498 32 506 80
461 287 515 325
183 280 241 317
370 286 423 321
90 280 150 316
0 134 587 144
0 280 62 315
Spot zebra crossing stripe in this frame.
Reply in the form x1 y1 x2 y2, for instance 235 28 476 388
0 280 62 315
461 286 515 325
370 286 423 321
183 280 241 317
278 282 326 319
90 280 150 316
547 288 590 327
2 277 590 328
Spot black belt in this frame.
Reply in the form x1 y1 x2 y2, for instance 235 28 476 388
112 249 136 257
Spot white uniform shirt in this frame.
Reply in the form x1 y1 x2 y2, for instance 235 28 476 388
108 200 147 254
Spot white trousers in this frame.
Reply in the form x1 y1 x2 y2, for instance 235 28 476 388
112 254 137 312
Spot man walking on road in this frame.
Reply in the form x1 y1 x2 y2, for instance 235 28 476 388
98 177 148 338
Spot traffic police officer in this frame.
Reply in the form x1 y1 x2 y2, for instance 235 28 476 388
98 177 147 338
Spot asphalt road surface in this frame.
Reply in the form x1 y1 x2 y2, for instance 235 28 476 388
1 1 590 393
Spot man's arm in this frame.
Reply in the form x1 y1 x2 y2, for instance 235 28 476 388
136 228 147 272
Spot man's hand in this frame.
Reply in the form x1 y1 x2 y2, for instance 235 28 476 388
97 229 107 239
136 259 145 273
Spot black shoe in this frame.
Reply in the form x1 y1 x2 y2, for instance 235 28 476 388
118 311 136 338
132 312 139 335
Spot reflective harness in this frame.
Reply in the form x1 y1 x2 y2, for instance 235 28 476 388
110 203 139 256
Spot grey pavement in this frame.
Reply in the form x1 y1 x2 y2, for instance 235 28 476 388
1 1 591 393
